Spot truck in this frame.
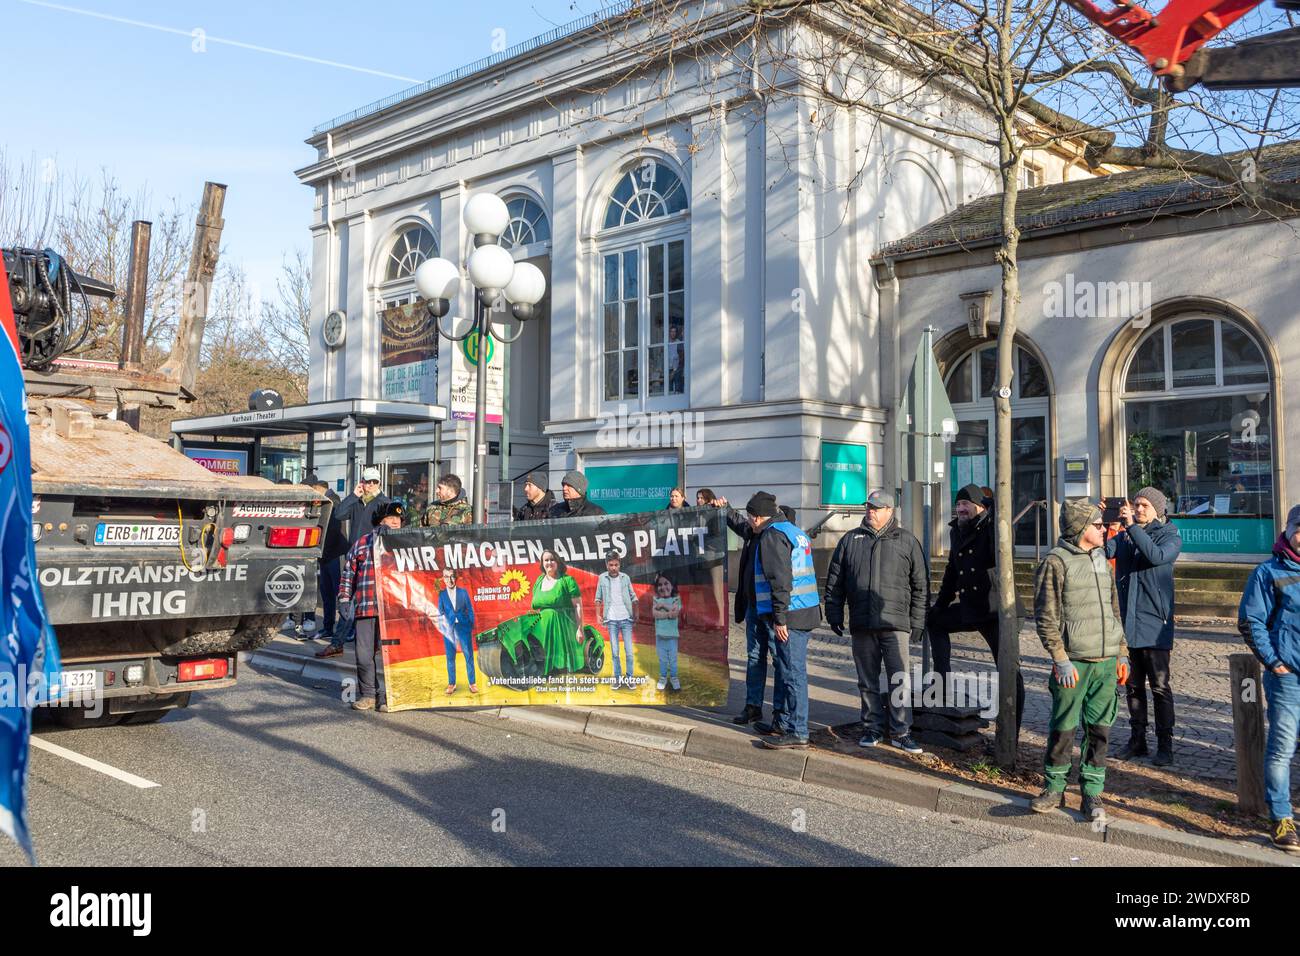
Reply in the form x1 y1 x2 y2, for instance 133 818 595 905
6 182 331 726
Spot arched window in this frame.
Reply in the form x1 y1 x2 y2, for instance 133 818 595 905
1121 316 1273 551
500 197 551 250
599 158 689 404
943 342 1051 549
384 225 437 283
603 161 688 230
945 344 1048 404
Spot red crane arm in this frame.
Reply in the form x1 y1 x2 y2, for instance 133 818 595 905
1061 0 1264 76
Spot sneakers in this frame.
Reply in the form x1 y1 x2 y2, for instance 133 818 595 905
1273 818 1300 853
351 698 376 711
890 735 923 755
670 677 681 691
1081 794 1106 823
656 678 668 691
753 720 786 737
858 731 885 748
316 644 344 659
762 732 809 750
732 704 762 725
1030 788 1065 813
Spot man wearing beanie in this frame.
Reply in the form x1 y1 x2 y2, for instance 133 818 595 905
514 472 554 521
1031 498 1130 822
1239 504 1300 852
1107 487 1182 766
928 482 1023 731
549 469 607 518
742 492 821 748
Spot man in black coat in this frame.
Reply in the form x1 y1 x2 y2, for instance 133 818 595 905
1107 487 1182 765
711 494 777 726
928 483 1024 731
514 472 555 521
824 491 928 752
549 470 608 518
304 477 346 641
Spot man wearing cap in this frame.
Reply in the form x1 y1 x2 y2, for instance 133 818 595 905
928 482 1023 731
422 473 474 527
549 470 607 518
320 467 390 658
1107 487 1182 766
1238 504 1300 853
824 491 928 754
335 466 391 547
514 473 555 521
339 500 407 712
1030 498 1130 821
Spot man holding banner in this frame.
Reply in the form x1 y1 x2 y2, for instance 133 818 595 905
0 253 62 860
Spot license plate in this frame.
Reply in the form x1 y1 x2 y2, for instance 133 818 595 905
95 522 181 546
60 669 98 690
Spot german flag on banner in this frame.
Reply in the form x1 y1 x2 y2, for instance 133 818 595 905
373 508 730 710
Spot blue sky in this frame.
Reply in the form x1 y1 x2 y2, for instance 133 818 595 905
3 0 594 300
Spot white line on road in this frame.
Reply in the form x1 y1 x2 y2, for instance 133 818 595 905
31 737 161 790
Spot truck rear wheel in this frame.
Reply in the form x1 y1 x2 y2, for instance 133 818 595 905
51 708 122 729
118 692 192 725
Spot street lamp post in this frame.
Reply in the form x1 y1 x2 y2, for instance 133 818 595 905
415 192 547 524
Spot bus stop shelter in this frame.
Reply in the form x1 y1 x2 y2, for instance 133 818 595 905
171 398 449 485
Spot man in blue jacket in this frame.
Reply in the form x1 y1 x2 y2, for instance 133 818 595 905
437 568 477 695
1238 504 1300 854
1107 487 1182 766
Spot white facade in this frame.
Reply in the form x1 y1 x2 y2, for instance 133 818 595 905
296 1 1099 532
875 186 1300 560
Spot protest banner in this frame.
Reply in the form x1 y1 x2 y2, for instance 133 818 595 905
374 507 728 708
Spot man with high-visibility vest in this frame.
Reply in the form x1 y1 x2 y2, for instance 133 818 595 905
742 492 822 750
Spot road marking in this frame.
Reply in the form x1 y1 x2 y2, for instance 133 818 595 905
31 737 161 789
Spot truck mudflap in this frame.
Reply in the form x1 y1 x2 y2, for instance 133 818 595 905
38 555 319 627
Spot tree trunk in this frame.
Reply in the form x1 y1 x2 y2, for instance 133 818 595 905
993 132 1022 769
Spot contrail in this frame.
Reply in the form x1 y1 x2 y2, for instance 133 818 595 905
19 0 422 83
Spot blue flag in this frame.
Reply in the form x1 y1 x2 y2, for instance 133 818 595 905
0 258 62 861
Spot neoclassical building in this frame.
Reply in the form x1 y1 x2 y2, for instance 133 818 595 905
874 143 1300 561
296 0 1105 528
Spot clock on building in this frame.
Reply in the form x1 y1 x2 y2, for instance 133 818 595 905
322 310 346 349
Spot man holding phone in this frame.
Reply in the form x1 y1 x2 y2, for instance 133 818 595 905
1107 488 1182 766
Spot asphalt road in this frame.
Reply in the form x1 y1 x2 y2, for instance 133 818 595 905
1 666 1202 867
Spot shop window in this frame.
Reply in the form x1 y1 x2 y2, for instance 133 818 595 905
1122 316 1274 553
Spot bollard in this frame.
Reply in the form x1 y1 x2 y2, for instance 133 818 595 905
1229 652 1266 817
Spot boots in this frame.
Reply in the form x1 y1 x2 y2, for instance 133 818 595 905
1115 729 1149 760
732 704 762 725
1153 733 1175 767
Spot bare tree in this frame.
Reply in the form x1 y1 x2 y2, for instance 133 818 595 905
0 149 63 249
260 249 312 390
581 0 1298 765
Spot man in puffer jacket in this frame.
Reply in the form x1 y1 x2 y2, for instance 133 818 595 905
1238 504 1300 854
1107 487 1182 766
1030 498 1130 823
824 491 928 753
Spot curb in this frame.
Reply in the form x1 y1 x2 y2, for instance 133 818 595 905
247 646 1287 867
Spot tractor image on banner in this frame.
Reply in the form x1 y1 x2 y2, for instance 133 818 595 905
374 508 729 708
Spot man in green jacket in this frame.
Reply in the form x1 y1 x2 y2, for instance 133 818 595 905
1030 498 1131 822
422 474 474 527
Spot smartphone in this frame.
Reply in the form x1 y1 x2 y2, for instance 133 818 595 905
1101 496 1127 525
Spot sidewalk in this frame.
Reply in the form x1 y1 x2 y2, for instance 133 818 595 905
247 619 1291 865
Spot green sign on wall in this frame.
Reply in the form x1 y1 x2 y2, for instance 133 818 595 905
1174 517 1274 554
585 462 679 515
821 441 868 506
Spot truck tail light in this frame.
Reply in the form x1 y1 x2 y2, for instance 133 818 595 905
178 658 229 682
267 526 321 548
220 527 235 547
